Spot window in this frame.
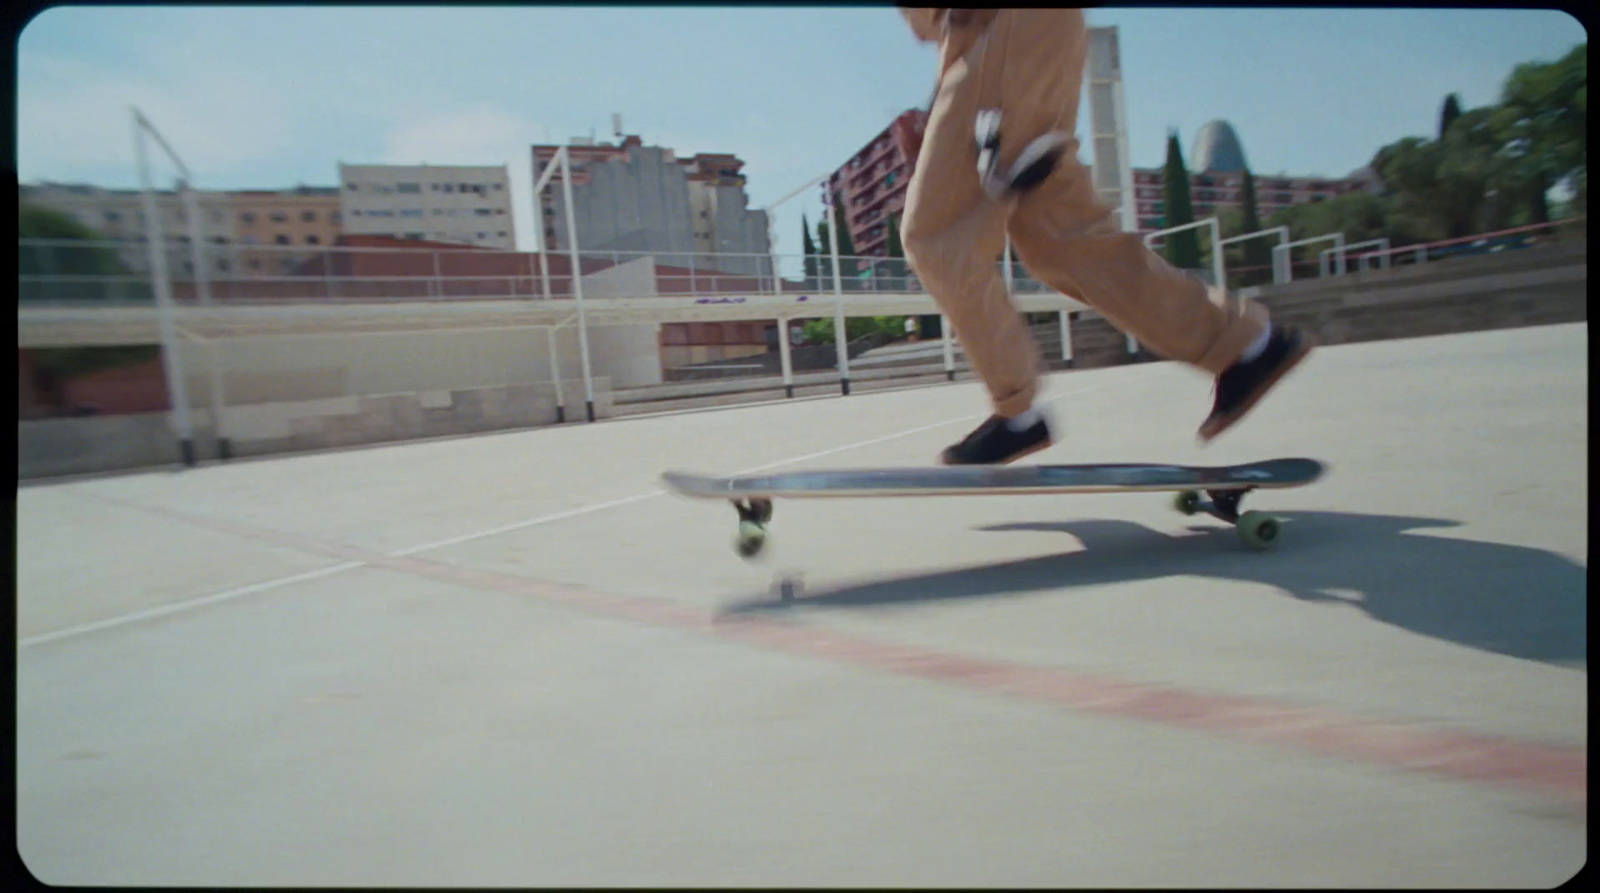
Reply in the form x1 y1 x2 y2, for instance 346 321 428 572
302 210 317 222
443 184 455 193
404 232 424 240
432 209 444 215
306 235 320 245
493 183 503 191
106 211 121 221
475 208 491 216
431 183 440 191
275 235 290 245
400 209 424 218
498 231 508 237
270 212 288 222
496 209 505 215
397 183 421 194
331 212 341 224
248 259 261 270
216 259 230 272
241 212 256 223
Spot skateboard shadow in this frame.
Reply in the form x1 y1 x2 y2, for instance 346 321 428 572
717 511 1587 668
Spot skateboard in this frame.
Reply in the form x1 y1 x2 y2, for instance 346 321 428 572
662 458 1326 557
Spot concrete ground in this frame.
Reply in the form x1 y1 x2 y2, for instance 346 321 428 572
16 323 1586 887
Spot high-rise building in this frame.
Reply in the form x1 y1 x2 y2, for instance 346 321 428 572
822 109 926 259
338 163 515 250
531 135 770 273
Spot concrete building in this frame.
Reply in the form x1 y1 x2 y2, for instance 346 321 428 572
229 187 343 276
337 163 515 250
822 110 927 259
21 181 343 278
530 136 770 274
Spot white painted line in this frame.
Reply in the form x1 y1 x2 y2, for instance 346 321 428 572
389 491 668 556
19 562 363 649
19 369 1155 648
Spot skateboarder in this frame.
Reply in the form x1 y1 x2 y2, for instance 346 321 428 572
897 8 1314 465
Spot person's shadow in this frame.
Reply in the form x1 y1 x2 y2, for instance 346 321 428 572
719 512 1587 668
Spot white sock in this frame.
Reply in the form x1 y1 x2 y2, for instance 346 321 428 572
1238 324 1273 363
1005 406 1044 432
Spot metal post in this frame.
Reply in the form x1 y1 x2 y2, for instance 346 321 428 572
1059 308 1073 367
941 314 955 380
546 324 566 423
133 108 195 467
323 247 334 300
1209 217 1225 293
431 250 442 299
558 147 597 422
777 316 794 398
180 184 210 306
1003 235 1015 294
828 198 849 395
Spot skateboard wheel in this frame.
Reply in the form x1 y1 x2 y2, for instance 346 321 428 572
1174 490 1202 516
1236 511 1280 550
750 498 774 524
735 520 767 558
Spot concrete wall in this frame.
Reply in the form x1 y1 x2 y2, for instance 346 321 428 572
17 377 614 480
1067 239 1587 369
578 256 664 388
18 414 183 479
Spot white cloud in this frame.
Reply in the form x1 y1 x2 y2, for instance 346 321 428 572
16 52 296 184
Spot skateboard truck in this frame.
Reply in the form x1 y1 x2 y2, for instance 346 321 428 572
1172 486 1281 550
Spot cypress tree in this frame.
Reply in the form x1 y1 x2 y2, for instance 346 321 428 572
1162 130 1202 270
1439 93 1463 139
1238 169 1272 286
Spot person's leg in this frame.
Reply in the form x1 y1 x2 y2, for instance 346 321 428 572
992 9 1312 440
901 16 1051 464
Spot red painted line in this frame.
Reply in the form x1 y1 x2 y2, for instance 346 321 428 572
83 495 1588 809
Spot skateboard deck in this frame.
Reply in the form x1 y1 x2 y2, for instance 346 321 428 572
663 458 1326 556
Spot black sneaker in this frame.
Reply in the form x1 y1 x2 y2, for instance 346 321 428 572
1198 326 1316 442
941 413 1053 465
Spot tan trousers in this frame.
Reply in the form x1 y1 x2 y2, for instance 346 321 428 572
900 8 1268 418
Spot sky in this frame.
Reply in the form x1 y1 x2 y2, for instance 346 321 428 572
16 5 1587 258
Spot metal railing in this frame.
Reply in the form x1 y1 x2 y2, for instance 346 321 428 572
17 238 1058 307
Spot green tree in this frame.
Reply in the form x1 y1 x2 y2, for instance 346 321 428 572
18 202 126 280
801 213 819 290
830 192 860 287
1236 169 1274 287
1161 131 1202 270
19 203 161 389
1491 42 1587 225
1439 93 1464 139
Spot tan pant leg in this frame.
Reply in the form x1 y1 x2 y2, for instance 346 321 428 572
994 9 1268 374
901 18 1039 418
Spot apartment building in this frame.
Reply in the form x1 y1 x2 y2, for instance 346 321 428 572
822 109 927 260
230 187 343 275
338 163 516 250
